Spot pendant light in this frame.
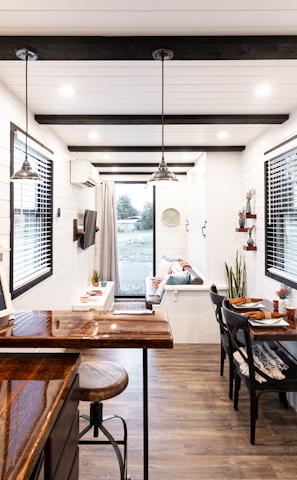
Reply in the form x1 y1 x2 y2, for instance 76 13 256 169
10 47 42 182
147 48 178 185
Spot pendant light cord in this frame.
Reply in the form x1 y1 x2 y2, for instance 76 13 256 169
161 50 165 160
25 52 28 160
148 47 177 183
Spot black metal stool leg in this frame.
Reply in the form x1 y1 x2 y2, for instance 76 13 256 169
79 401 130 480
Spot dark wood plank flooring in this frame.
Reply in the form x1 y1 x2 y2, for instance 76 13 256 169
79 344 297 479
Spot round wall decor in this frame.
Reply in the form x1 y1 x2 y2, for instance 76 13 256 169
161 208 180 227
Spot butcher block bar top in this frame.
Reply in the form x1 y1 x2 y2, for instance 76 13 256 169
0 309 173 349
0 352 81 480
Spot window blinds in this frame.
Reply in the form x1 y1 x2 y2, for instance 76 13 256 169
12 135 53 296
265 148 297 287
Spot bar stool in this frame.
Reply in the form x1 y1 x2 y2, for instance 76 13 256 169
78 358 130 480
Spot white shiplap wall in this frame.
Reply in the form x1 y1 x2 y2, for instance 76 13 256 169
155 177 188 267
240 109 297 307
0 81 96 311
240 108 297 408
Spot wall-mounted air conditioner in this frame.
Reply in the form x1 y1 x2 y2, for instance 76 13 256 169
70 160 99 187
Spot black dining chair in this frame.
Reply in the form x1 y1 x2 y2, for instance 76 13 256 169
209 284 234 399
222 298 297 445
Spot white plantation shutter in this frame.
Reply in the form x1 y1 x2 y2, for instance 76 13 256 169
265 148 297 288
11 129 53 297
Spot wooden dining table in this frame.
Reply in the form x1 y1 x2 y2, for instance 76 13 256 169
250 317 297 342
0 309 174 480
235 299 297 342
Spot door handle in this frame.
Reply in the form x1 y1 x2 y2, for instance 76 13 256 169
202 220 207 238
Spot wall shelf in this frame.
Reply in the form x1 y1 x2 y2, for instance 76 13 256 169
236 214 257 249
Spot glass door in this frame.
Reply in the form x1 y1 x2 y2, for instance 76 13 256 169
115 182 154 297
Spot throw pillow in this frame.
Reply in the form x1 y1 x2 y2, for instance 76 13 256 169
156 272 190 296
170 261 183 274
166 273 190 285
179 260 192 270
157 258 173 280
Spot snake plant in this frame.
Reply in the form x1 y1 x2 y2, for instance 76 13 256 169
225 250 246 298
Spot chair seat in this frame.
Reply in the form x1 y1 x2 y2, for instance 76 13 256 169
79 360 129 402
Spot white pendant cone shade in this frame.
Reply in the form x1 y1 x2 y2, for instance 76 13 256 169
147 48 178 186
10 47 42 182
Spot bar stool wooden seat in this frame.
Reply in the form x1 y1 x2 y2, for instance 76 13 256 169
78 359 130 480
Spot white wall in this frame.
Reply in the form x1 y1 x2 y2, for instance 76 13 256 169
238 109 297 373
187 151 242 285
239 110 297 304
154 177 188 265
0 81 97 310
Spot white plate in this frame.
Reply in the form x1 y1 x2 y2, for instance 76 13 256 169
233 302 265 309
249 318 289 328
113 309 154 315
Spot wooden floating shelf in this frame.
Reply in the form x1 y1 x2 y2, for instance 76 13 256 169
243 246 257 251
235 227 249 232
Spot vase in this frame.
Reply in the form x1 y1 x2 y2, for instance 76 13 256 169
246 198 251 214
239 216 245 228
278 298 287 315
247 231 254 246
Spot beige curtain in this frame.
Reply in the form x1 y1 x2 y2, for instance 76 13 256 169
99 181 120 293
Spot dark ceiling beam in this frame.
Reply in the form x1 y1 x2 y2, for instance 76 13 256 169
68 145 245 152
35 114 289 125
92 162 195 168
99 171 187 176
1 36 297 60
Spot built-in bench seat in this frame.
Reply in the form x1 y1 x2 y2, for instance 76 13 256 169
145 265 203 309
145 256 224 343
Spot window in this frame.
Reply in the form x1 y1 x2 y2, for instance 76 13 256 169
10 124 53 298
265 147 297 289
115 182 154 297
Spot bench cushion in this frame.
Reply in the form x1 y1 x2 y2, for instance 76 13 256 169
145 264 204 309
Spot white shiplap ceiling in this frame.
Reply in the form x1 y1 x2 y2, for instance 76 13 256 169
1 1 297 174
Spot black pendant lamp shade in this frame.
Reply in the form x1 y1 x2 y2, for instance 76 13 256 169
10 47 42 182
147 48 178 185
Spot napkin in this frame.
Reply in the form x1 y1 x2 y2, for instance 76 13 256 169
230 297 263 305
244 311 283 320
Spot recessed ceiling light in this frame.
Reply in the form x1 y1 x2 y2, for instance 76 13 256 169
59 85 75 96
255 85 272 96
218 131 228 139
89 131 99 140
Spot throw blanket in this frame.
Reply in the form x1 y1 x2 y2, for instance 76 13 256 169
233 342 289 383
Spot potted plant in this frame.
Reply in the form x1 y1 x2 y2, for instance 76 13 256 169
225 250 246 298
275 284 291 314
91 270 99 287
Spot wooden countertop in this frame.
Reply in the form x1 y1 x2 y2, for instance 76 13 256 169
0 352 81 480
0 309 173 349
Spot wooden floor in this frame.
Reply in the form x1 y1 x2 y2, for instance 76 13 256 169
79 344 297 480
